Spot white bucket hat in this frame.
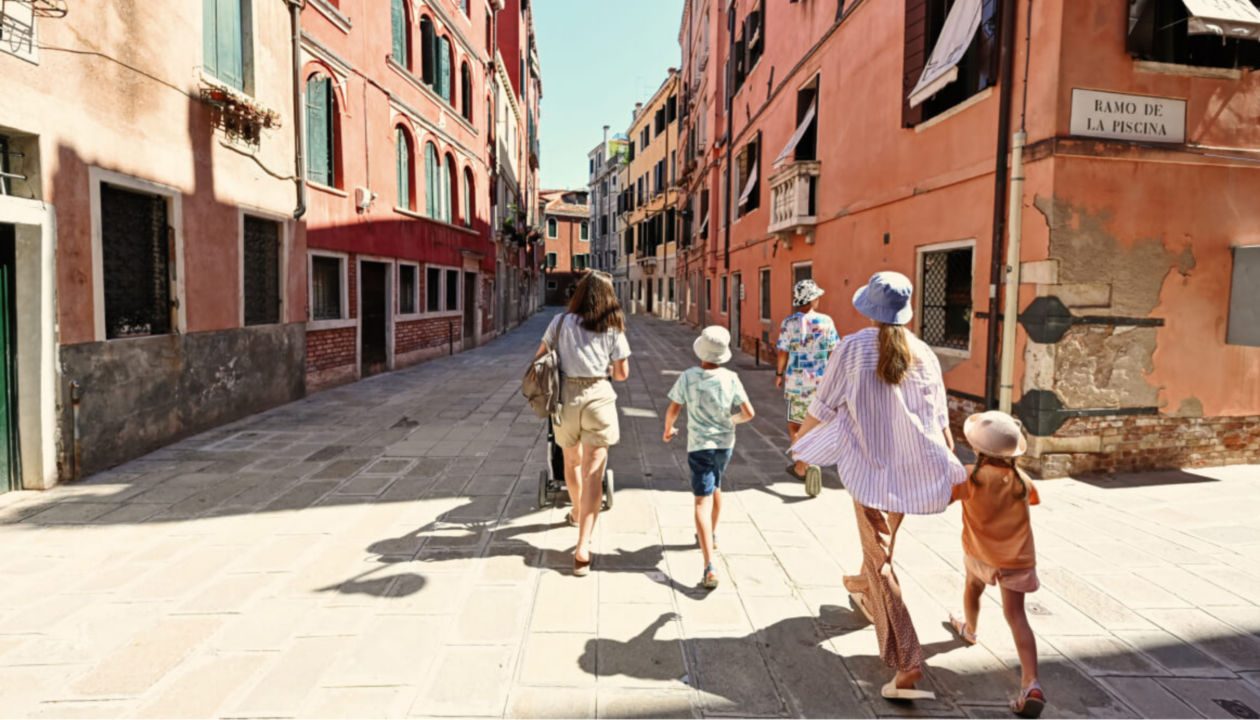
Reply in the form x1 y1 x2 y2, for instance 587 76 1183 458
964 411 1028 458
693 325 733 365
793 279 825 307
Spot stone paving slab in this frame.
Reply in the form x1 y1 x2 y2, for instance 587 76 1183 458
1 311 1258 718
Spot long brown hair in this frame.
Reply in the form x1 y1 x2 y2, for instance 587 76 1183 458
876 323 913 384
970 453 1030 499
567 271 625 333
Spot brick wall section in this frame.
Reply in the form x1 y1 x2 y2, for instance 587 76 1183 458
1025 414 1260 478
306 327 356 374
396 317 462 355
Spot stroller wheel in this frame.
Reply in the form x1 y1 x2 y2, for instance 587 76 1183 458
538 469 549 509
602 469 615 511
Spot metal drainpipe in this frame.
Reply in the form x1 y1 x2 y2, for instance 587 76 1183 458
289 0 307 220
983 0 1018 409
998 129 1026 413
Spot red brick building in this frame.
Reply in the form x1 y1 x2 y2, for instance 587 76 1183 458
301 0 508 390
540 189 590 273
674 0 1260 476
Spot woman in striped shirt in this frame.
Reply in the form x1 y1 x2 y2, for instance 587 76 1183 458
792 271 967 702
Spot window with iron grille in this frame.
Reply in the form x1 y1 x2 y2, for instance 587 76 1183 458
399 264 418 314
426 267 442 311
243 216 280 326
310 255 343 321
919 246 973 351
445 268 459 310
101 185 173 339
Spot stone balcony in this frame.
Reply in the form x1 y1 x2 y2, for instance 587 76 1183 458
767 160 820 243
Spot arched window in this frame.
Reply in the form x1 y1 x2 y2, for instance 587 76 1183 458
305 74 337 187
391 0 411 69
395 126 414 210
437 36 453 103
420 16 435 86
424 142 440 218
443 152 456 223
460 62 473 122
462 167 474 227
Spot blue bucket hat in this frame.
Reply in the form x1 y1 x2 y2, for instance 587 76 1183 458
852 271 914 326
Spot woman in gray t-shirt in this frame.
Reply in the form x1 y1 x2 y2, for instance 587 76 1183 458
536 271 631 576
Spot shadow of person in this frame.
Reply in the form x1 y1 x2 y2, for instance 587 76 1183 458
581 605 882 717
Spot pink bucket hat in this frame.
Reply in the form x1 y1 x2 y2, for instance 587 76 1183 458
963 411 1027 458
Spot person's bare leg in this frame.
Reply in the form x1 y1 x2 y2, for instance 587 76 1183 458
694 495 714 567
575 444 607 562
787 421 808 475
964 572 985 636
561 445 583 519
1002 587 1039 689
711 487 723 541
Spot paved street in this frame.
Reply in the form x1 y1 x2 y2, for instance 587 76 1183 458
1 311 1258 719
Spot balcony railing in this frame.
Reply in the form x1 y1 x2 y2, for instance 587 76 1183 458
767 160 820 242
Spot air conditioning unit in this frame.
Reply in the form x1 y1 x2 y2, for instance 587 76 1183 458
355 186 377 212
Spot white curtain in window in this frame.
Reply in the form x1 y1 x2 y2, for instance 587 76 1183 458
1181 0 1260 40
775 98 817 167
908 0 983 109
738 163 758 206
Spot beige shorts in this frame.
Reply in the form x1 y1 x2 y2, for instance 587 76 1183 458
965 554 1040 594
554 377 620 449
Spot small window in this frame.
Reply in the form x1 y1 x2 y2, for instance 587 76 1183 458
426 266 442 311
666 94 678 123
463 167 475 227
720 275 729 314
919 245 973 351
204 0 252 91
669 277 675 302
101 184 173 339
424 143 440 218
547 281 558 290
421 16 436 85
759 267 771 321
306 75 337 187
546 252 557 269
1128 0 1260 70
581 221 589 240
547 217 558 237
745 1 765 71
243 216 281 326
391 0 410 68
903 0 1000 126
399 264 418 314
311 255 344 321
654 108 666 135
395 127 414 210
794 77 819 162
1227 246 1260 346
705 277 712 312
575 254 589 270
460 62 473 122
735 133 761 216
793 261 813 287
446 268 459 310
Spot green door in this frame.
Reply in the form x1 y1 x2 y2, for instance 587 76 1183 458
0 225 18 492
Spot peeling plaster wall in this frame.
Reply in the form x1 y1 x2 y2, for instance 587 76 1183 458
60 324 305 476
1053 325 1159 408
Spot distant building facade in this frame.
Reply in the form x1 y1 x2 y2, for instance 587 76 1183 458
587 129 628 273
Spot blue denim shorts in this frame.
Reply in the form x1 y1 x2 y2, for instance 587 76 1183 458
687 448 732 497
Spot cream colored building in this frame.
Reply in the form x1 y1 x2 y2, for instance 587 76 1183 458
617 71 680 319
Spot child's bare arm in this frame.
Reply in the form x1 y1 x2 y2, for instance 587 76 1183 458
663 401 683 442
733 401 755 425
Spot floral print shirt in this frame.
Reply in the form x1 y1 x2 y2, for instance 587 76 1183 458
777 311 840 397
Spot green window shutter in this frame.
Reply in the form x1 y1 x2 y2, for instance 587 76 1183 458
396 129 410 209
438 36 451 103
441 161 452 222
217 0 244 89
203 0 219 78
306 77 330 186
391 0 406 64
424 144 438 217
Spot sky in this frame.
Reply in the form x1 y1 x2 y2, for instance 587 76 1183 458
533 0 684 191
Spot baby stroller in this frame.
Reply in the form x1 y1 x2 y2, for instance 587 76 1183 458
537 416 614 510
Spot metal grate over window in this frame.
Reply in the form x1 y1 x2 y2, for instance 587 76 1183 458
311 256 342 320
101 184 171 339
243 216 280 326
920 247 973 350
399 265 417 314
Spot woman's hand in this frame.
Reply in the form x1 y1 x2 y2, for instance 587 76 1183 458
663 426 678 443
774 374 783 389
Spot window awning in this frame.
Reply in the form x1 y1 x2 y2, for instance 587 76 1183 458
908 0 983 109
1182 0 1260 41
775 98 817 167
738 164 759 205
